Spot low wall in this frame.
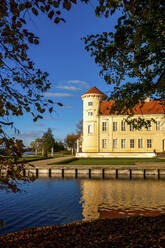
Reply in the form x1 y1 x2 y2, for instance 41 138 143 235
17 168 165 179
76 152 156 158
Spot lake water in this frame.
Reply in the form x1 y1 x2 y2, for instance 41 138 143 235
1 178 165 235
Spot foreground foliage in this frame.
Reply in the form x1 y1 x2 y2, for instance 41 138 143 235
84 0 165 127
1 215 165 247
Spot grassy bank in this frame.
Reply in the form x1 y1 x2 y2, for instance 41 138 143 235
1 215 165 247
20 152 71 163
49 157 164 165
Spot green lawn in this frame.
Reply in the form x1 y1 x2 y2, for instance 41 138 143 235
20 152 70 163
50 157 164 165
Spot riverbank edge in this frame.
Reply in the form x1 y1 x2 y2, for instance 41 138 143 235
1 215 165 247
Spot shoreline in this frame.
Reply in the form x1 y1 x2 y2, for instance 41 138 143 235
1 215 165 247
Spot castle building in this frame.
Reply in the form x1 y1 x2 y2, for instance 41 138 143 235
76 86 165 158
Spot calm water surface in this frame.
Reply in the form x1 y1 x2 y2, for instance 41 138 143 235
1 178 165 234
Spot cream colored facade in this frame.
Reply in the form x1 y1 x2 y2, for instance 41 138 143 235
76 87 165 158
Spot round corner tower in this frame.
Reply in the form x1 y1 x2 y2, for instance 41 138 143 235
81 86 107 153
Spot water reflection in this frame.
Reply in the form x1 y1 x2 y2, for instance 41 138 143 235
80 179 165 220
1 178 165 234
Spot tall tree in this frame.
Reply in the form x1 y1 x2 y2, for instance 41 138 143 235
41 128 55 157
76 120 83 135
65 133 79 154
84 0 165 123
0 0 88 191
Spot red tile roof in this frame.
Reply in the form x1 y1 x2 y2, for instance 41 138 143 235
83 86 107 97
100 100 165 115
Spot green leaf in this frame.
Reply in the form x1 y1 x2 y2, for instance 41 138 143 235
49 107 53 113
34 39 39 45
40 6 45 13
20 18 26 24
19 4 25 11
32 8 38 16
45 5 50 12
57 102 63 107
71 0 77 3
54 17 60 23
63 1 71 11
48 10 54 19
53 1 59 8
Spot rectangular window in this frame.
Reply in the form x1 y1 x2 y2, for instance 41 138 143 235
88 124 93 134
113 122 117 131
130 123 134 131
147 121 152 131
121 139 126 148
88 102 93 106
88 111 93 116
121 121 126 131
138 139 143 148
113 139 117 148
102 122 107 131
147 139 152 148
102 139 107 148
130 139 134 148
156 121 161 131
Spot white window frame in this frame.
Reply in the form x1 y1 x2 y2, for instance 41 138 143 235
138 139 143 148
113 122 117 131
113 139 118 148
88 102 93 106
102 139 107 148
102 122 107 131
130 139 134 148
88 124 93 134
121 121 126 131
156 121 161 131
121 139 126 148
147 139 152 148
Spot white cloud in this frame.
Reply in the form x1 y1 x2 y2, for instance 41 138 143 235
67 80 89 88
56 85 81 91
19 130 42 139
61 105 72 109
44 92 73 97
34 123 45 127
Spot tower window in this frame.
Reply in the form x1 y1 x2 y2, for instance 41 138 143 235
88 111 93 116
88 102 93 106
88 124 93 133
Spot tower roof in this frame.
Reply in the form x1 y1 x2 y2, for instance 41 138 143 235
82 86 107 98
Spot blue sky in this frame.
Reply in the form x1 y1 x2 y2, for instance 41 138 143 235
12 2 119 146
